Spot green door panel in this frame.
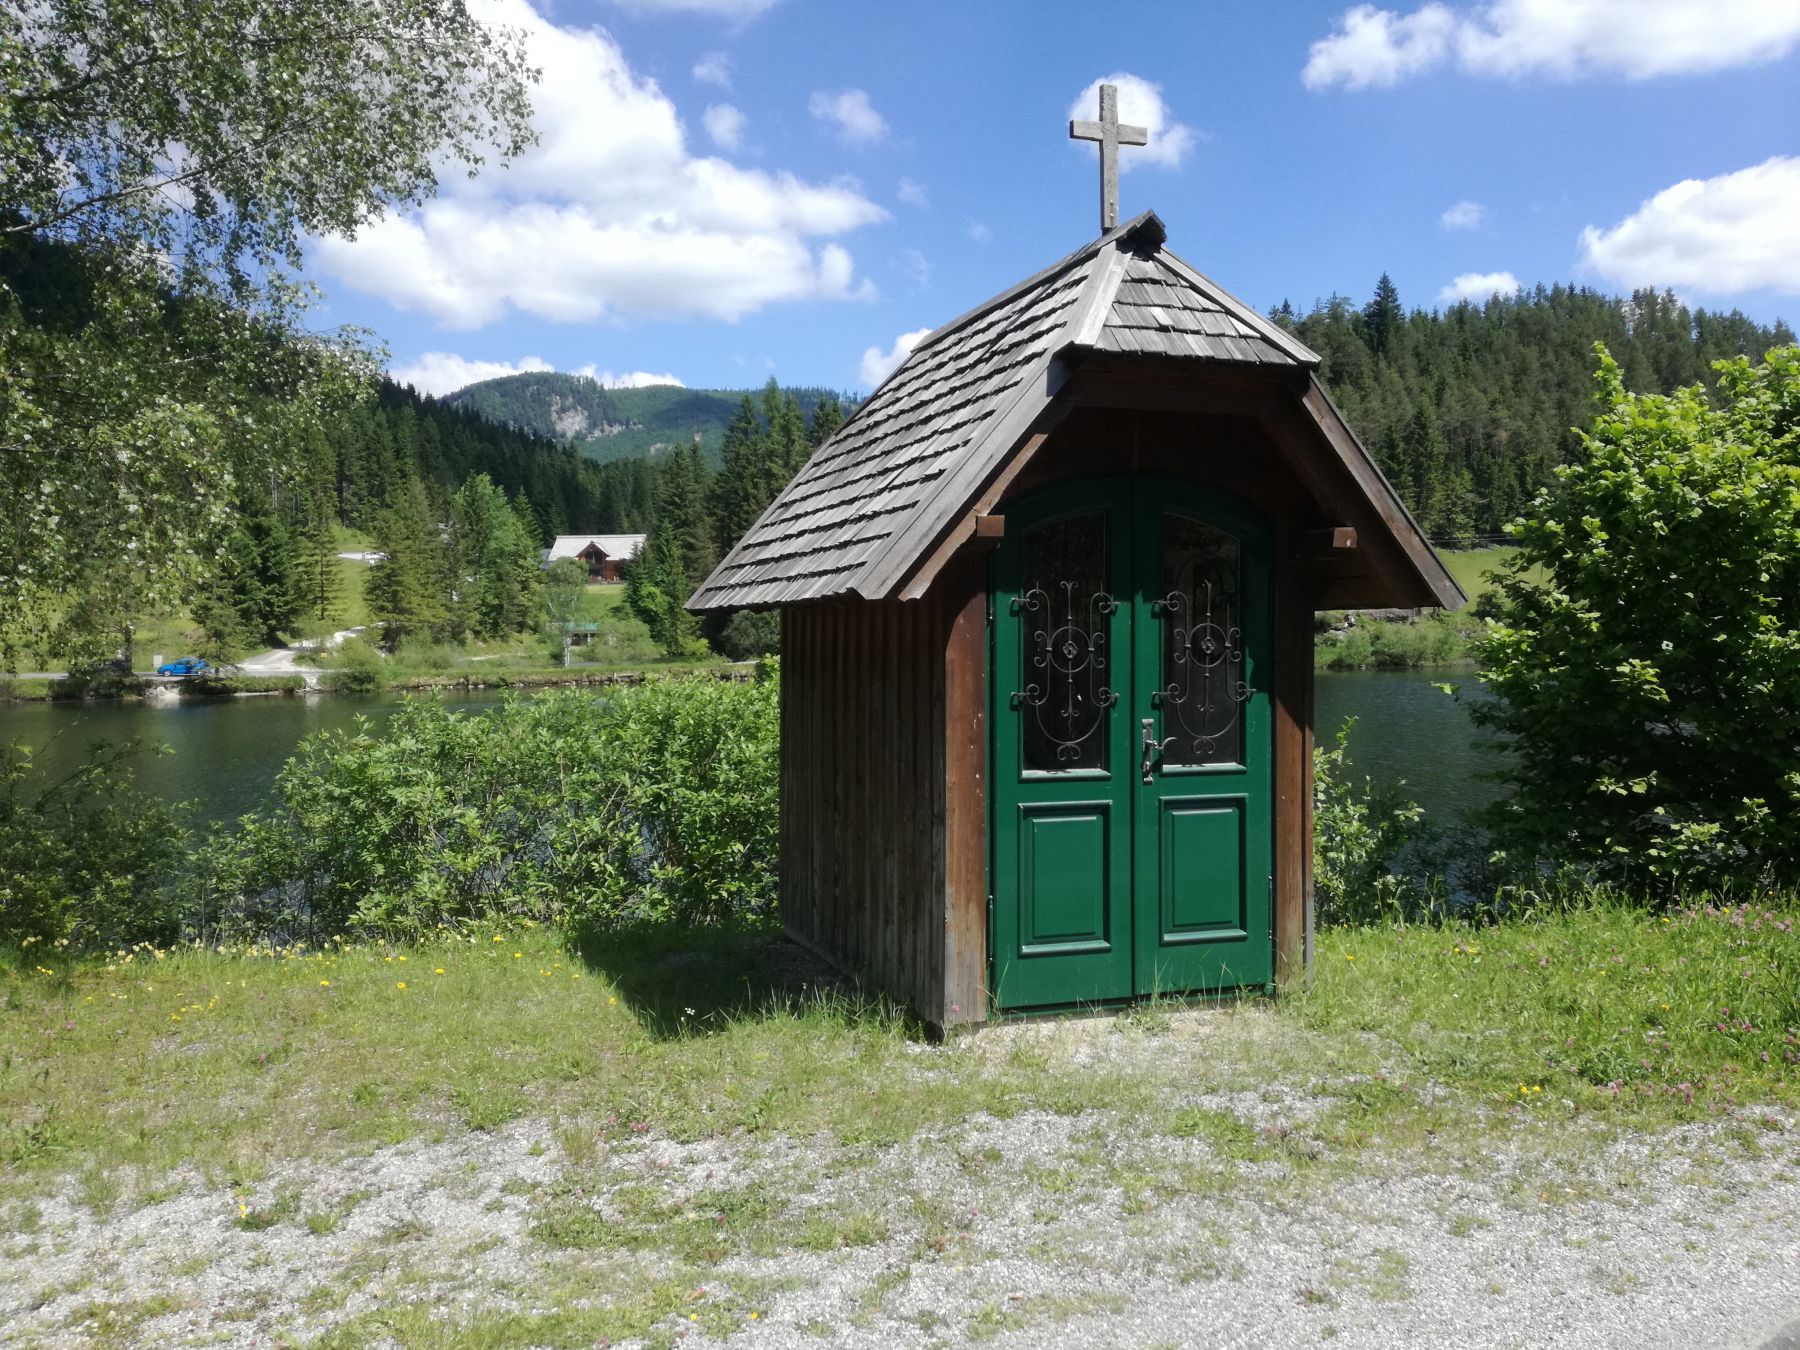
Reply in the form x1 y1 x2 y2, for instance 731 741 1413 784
990 479 1134 1011
1130 490 1273 994
991 475 1274 1012
1018 805 1114 953
1157 797 1249 945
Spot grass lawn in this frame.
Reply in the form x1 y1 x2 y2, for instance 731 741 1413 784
5 902 1793 1187
1438 546 1513 602
2 901 1795 1345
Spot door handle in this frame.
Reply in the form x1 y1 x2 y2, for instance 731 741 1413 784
1140 717 1175 784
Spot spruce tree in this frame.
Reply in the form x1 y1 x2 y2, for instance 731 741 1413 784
807 394 845 448
366 480 446 648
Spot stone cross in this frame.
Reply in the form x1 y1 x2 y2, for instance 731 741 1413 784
1070 83 1148 233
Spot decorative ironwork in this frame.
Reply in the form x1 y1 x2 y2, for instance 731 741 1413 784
1012 512 1116 772
1154 516 1250 766
1012 581 1118 769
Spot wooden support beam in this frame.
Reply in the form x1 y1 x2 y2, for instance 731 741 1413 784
1294 526 1356 558
972 513 1005 547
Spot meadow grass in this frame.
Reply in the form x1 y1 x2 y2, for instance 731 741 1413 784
1 901 1793 1216
1438 546 1517 602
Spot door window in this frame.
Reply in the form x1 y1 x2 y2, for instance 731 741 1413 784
1153 514 1248 768
1013 512 1116 774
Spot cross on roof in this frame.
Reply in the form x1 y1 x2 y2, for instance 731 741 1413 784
1069 83 1148 234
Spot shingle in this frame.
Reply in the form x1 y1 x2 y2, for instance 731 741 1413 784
689 213 1321 612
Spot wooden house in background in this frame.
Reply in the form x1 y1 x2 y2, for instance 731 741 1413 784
543 533 646 583
690 210 1463 1030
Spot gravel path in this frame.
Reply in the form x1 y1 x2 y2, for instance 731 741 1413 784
5 1014 1798 1349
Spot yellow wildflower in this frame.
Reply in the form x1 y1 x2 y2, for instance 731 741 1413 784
396 981 408 990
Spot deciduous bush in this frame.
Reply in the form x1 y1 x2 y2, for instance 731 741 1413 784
1312 719 1441 927
195 674 779 942
0 738 190 947
1476 345 1800 890
316 635 386 693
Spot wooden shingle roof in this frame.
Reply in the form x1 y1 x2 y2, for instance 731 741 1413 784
690 211 1457 613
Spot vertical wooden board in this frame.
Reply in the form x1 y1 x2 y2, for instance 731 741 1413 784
779 608 793 933
942 553 988 1026
1273 547 1311 989
909 601 931 1018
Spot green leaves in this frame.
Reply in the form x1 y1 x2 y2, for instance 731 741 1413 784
1475 343 1800 889
192 676 781 944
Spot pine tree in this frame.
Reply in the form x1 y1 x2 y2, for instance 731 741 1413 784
1362 274 1403 359
366 480 447 648
656 443 716 595
295 430 342 624
807 394 845 448
712 394 767 554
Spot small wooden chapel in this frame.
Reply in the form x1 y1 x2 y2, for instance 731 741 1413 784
690 87 1463 1030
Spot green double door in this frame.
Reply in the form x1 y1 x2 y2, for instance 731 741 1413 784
990 475 1273 1011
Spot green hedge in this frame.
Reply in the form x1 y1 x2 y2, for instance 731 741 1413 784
193 673 780 943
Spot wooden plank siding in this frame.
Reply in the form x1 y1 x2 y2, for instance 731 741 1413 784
780 593 978 1029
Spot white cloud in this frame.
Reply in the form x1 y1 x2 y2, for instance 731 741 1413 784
390 352 554 396
897 177 929 208
1578 157 1800 296
313 0 883 329
1438 270 1521 303
967 220 991 244
692 50 731 87
612 0 778 19
1305 0 1800 90
702 103 746 149
573 366 686 388
389 353 686 397
1068 74 1197 170
1440 199 1485 229
1303 4 1456 90
809 89 888 145
859 327 931 388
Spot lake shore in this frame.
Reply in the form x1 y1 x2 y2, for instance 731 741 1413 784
0 662 743 705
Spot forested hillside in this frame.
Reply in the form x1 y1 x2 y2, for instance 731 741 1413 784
1276 280 1794 539
441 372 854 466
329 382 607 539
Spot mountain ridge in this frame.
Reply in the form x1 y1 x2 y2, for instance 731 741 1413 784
440 372 856 467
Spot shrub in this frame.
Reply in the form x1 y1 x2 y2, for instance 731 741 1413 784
196 672 780 942
47 667 143 700
392 633 453 672
1313 719 1441 928
0 738 191 948
716 610 781 662
1315 611 1471 670
187 673 306 695
570 609 664 667
317 635 386 693
1476 345 1800 891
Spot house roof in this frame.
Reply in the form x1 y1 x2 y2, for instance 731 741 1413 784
544 534 645 563
688 212 1461 613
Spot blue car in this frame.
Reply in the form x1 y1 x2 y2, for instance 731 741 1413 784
156 657 209 677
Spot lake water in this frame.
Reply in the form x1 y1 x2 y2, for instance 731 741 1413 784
0 669 1502 830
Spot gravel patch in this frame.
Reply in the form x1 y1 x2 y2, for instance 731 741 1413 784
4 1014 1798 1348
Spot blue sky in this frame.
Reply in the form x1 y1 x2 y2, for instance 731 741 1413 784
304 0 1800 397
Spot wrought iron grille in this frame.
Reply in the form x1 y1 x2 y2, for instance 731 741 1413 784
1012 513 1115 772
1153 514 1249 766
